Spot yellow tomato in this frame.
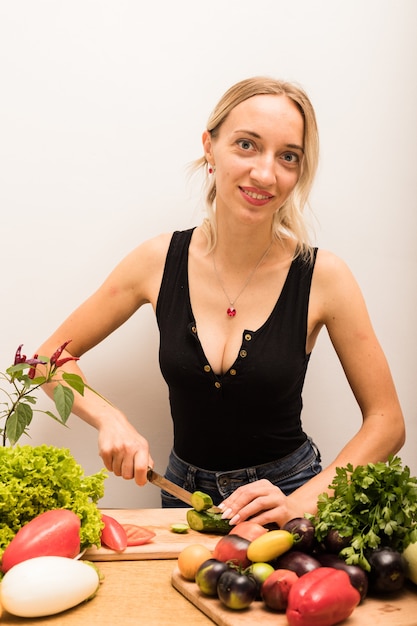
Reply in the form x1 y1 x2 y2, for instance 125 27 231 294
247 529 293 563
177 544 212 581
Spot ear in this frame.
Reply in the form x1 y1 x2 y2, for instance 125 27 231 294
202 130 214 165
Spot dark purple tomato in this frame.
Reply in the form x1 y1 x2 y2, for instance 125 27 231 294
195 559 230 596
283 517 316 553
322 528 352 553
271 550 321 576
217 569 257 610
367 547 406 594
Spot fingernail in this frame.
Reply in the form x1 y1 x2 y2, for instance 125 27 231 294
229 514 240 525
221 507 233 519
217 503 225 511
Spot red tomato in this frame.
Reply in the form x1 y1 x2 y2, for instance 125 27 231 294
101 514 128 552
1 509 81 573
122 524 156 546
229 521 268 542
261 568 299 611
212 534 251 568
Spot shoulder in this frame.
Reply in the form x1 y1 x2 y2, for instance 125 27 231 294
313 248 356 284
119 232 174 274
137 231 174 258
311 249 366 322
136 228 195 261
105 232 174 299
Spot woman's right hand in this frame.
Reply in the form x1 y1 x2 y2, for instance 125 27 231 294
97 414 154 486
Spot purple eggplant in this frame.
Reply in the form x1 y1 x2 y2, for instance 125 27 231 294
316 552 369 601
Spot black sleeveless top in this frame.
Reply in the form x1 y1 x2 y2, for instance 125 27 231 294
156 228 317 471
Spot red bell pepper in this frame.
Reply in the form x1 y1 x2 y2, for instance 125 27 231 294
1 509 81 573
286 567 361 626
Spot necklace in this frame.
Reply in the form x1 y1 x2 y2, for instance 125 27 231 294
212 243 273 317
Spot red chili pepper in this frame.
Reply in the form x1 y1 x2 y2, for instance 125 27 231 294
286 567 361 626
100 514 128 552
1 509 81 573
13 344 26 364
49 340 72 366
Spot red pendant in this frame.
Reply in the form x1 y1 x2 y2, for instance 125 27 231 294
227 307 236 317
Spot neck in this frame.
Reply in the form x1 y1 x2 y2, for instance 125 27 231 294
213 220 275 268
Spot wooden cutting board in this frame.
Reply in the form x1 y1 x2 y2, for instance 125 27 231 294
83 508 220 561
171 565 417 626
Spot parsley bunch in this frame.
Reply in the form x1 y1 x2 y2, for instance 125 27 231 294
312 456 417 571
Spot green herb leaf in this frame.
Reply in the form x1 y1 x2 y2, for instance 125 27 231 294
313 456 417 571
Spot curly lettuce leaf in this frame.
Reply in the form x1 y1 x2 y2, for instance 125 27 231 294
0 445 107 558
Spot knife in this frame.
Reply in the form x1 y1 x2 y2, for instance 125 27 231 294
147 467 193 506
146 467 221 512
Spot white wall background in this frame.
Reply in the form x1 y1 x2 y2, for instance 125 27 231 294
1 0 416 508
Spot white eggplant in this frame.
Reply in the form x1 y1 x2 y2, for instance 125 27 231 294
0 556 100 617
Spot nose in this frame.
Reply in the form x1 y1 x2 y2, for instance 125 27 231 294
250 154 276 187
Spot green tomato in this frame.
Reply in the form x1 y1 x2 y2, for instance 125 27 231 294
248 562 275 598
249 562 275 585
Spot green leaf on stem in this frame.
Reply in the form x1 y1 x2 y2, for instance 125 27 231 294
62 372 85 395
6 403 33 446
53 384 74 422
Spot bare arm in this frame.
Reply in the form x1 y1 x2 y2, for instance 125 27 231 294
37 233 172 486
219 251 405 526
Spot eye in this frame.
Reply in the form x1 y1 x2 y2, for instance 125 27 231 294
237 139 255 151
281 152 299 164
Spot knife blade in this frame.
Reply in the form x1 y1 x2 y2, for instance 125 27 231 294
147 467 193 506
146 467 221 512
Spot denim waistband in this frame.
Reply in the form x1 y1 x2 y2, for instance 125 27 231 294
162 437 322 506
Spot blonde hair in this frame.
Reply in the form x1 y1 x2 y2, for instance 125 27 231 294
193 76 319 259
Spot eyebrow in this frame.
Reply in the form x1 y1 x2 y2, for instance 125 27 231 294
233 130 304 154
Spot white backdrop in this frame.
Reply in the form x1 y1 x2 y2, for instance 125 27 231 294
1 0 416 508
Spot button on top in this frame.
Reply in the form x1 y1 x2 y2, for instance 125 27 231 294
230 369 236 376
204 364 211 372
244 333 252 341
239 349 247 358
214 381 221 389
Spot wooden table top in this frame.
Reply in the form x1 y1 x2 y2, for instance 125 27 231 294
0 560 213 625
1 509 416 625
1 558 416 626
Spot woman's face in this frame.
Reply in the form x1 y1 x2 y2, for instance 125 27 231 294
203 94 304 228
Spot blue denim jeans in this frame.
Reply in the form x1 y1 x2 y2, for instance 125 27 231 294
161 438 322 508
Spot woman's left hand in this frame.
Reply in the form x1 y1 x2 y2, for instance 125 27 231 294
218 479 300 527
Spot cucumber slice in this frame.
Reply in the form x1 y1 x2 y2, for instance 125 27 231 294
170 523 189 534
190 491 214 512
186 509 231 534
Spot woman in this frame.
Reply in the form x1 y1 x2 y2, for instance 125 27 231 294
37 77 405 527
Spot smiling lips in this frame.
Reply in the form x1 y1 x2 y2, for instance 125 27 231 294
240 186 273 205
